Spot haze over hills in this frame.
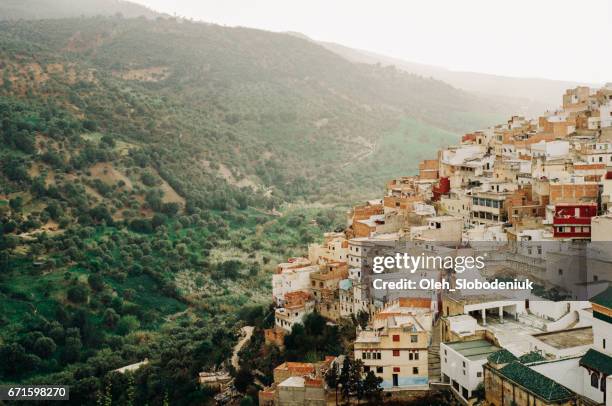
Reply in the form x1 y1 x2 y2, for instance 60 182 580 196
310 37 597 118
0 11 510 201
1 0 592 119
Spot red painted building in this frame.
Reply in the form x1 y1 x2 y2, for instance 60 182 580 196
552 203 597 239
432 177 450 201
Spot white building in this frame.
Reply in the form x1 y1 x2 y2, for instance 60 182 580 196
530 140 570 159
441 340 500 402
272 265 319 306
410 215 463 243
601 101 612 128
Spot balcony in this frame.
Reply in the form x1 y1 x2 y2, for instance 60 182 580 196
553 216 592 225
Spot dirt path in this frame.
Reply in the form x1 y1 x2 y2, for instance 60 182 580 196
231 326 254 369
341 140 376 168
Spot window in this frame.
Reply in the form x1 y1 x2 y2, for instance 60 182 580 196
411 335 418 343
603 339 606 349
376 366 383 373
408 352 413 360
393 349 400 357
414 352 419 360
477 372 482 378
462 387 469 399
376 352 381 360
393 334 400 342
558 269 563 276
413 367 419 374
462 361 466 367
362 353 366 359
364 366 370 372
591 372 600 388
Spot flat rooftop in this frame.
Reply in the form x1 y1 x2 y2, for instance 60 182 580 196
532 326 593 349
446 339 501 361
279 376 305 388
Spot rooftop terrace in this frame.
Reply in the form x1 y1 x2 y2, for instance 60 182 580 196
532 326 593 350
446 339 501 361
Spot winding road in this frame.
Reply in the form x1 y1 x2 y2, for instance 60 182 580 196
231 326 254 369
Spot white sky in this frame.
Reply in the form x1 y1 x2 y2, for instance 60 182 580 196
132 0 611 84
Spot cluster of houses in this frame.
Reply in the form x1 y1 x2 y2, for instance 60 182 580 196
259 85 612 405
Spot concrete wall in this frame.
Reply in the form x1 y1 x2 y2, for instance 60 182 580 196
277 386 325 406
441 343 487 400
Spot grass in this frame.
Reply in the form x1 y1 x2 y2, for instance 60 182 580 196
352 116 458 183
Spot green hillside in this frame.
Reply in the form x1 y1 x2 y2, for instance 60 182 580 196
0 0 160 20
0 13 508 405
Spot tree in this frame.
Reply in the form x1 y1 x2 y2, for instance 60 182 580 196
129 218 153 234
162 202 180 217
356 310 370 330
239 396 255 406
140 171 159 187
349 359 364 403
67 284 89 304
362 371 383 404
9 196 23 212
234 367 254 393
473 382 485 401
88 273 104 291
117 315 140 335
325 362 340 405
339 357 351 402
126 372 136 406
0 343 41 378
33 336 57 358
304 311 326 336
103 308 120 328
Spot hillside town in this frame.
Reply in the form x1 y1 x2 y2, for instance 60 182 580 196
248 84 612 406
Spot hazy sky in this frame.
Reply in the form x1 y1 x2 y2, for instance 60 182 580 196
132 0 611 84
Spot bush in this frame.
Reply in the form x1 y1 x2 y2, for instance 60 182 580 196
129 218 153 233
117 315 140 335
88 274 104 291
67 284 89 304
33 337 57 358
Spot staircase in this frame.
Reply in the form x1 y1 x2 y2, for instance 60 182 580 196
428 319 442 383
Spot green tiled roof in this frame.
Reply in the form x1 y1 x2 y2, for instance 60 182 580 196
498 362 574 402
519 351 546 364
580 349 612 375
488 349 517 364
591 286 612 309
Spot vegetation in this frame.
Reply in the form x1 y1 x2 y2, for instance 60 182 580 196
325 357 383 405
0 6 507 405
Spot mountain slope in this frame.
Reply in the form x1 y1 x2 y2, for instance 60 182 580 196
0 0 160 20
312 37 594 116
0 16 510 200
0 13 511 405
